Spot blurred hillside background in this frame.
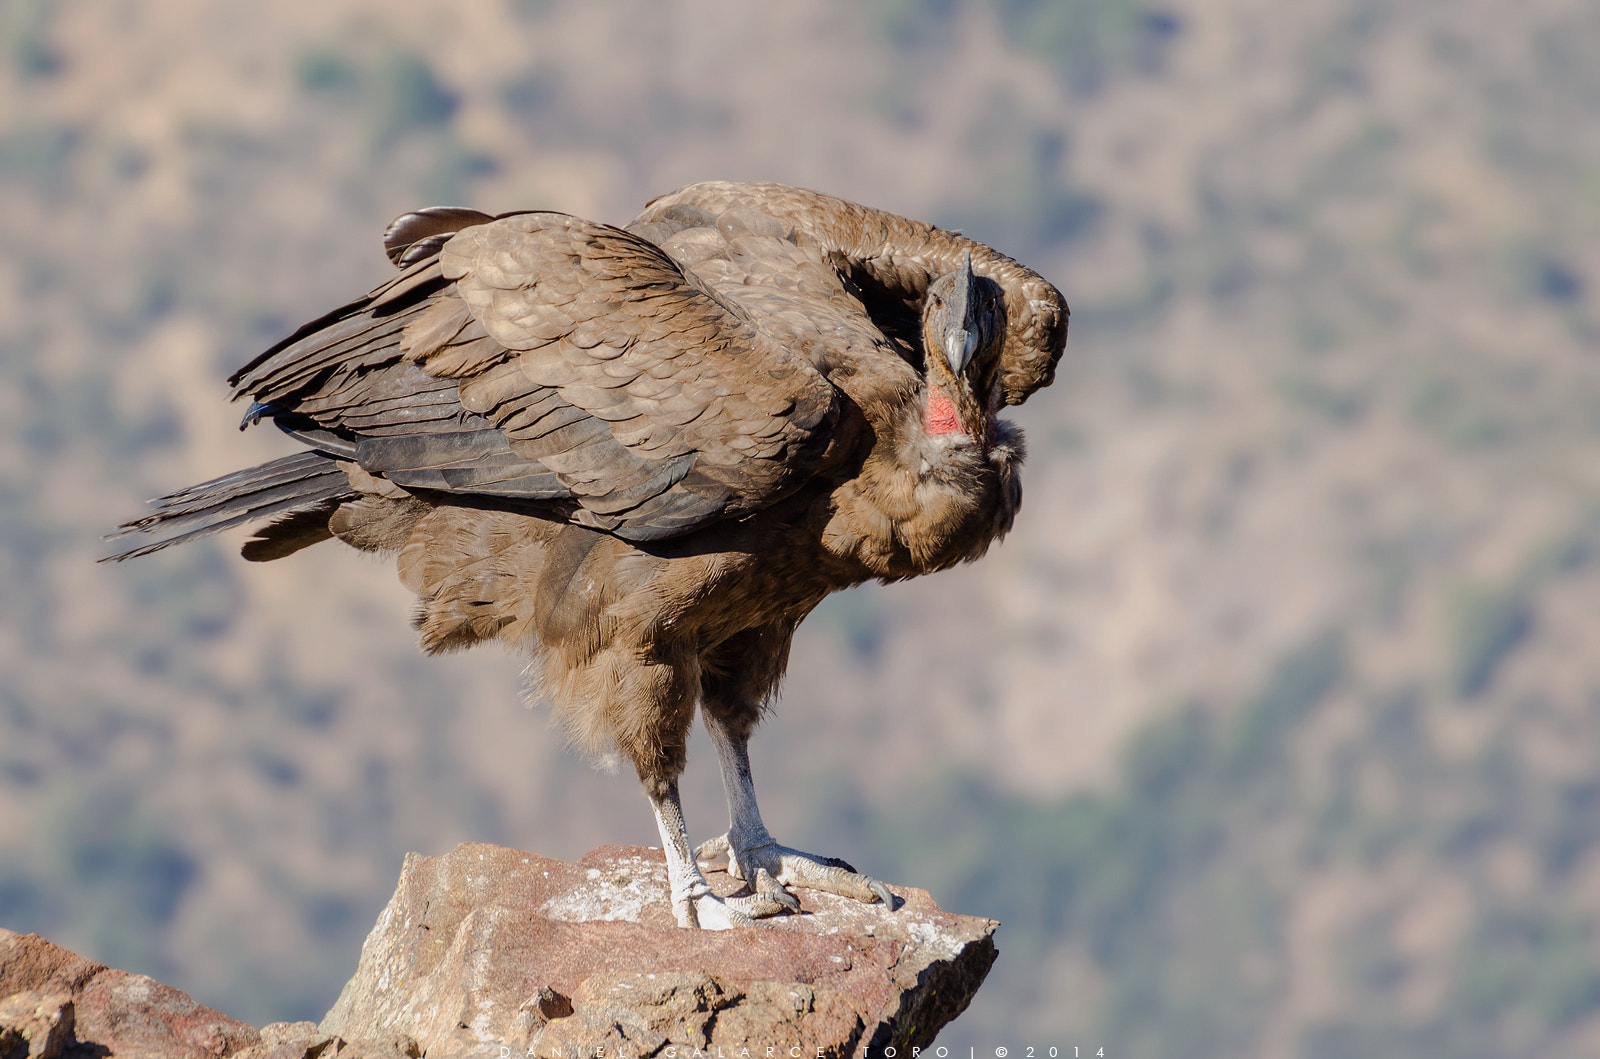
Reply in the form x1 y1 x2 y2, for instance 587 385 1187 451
2 0 1599 1053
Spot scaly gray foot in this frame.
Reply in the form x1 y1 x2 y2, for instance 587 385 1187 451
672 873 758 929
696 834 895 914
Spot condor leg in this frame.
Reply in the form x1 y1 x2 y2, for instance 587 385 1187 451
621 652 752 930
696 708 895 913
645 776 754 930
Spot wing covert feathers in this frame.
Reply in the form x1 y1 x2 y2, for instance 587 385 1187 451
224 209 840 542
427 214 839 535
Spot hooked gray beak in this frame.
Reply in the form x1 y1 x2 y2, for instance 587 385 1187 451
942 250 981 374
944 328 979 375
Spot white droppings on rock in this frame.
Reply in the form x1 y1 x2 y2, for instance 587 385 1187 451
540 864 669 923
904 917 967 960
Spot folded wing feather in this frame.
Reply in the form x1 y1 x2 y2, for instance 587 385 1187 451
228 210 841 541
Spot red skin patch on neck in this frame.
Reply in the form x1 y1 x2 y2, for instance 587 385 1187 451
926 385 964 436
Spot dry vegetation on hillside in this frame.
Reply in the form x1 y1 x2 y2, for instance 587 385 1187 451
2 0 1599 1053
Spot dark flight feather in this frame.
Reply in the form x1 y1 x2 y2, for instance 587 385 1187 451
105 451 355 560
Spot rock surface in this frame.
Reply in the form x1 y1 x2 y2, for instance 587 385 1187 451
2 844 996 1056
0 930 417 1059
0 929 260 1059
0 990 75 1059
320 843 998 1056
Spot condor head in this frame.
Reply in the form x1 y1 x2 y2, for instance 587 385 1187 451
921 252 1005 446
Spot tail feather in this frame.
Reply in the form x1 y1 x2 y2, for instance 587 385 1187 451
123 451 344 524
103 451 357 561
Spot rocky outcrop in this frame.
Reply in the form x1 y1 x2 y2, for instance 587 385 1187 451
319 843 997 1056
2 844 997 1057
0 929 421 1059
0 929 260 1059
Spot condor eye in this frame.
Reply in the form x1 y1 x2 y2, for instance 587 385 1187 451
931 295 943 308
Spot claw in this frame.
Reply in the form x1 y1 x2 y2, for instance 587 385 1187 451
770 890 802 914
869 879 895 907
754 867 802 914
724 891 796 918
